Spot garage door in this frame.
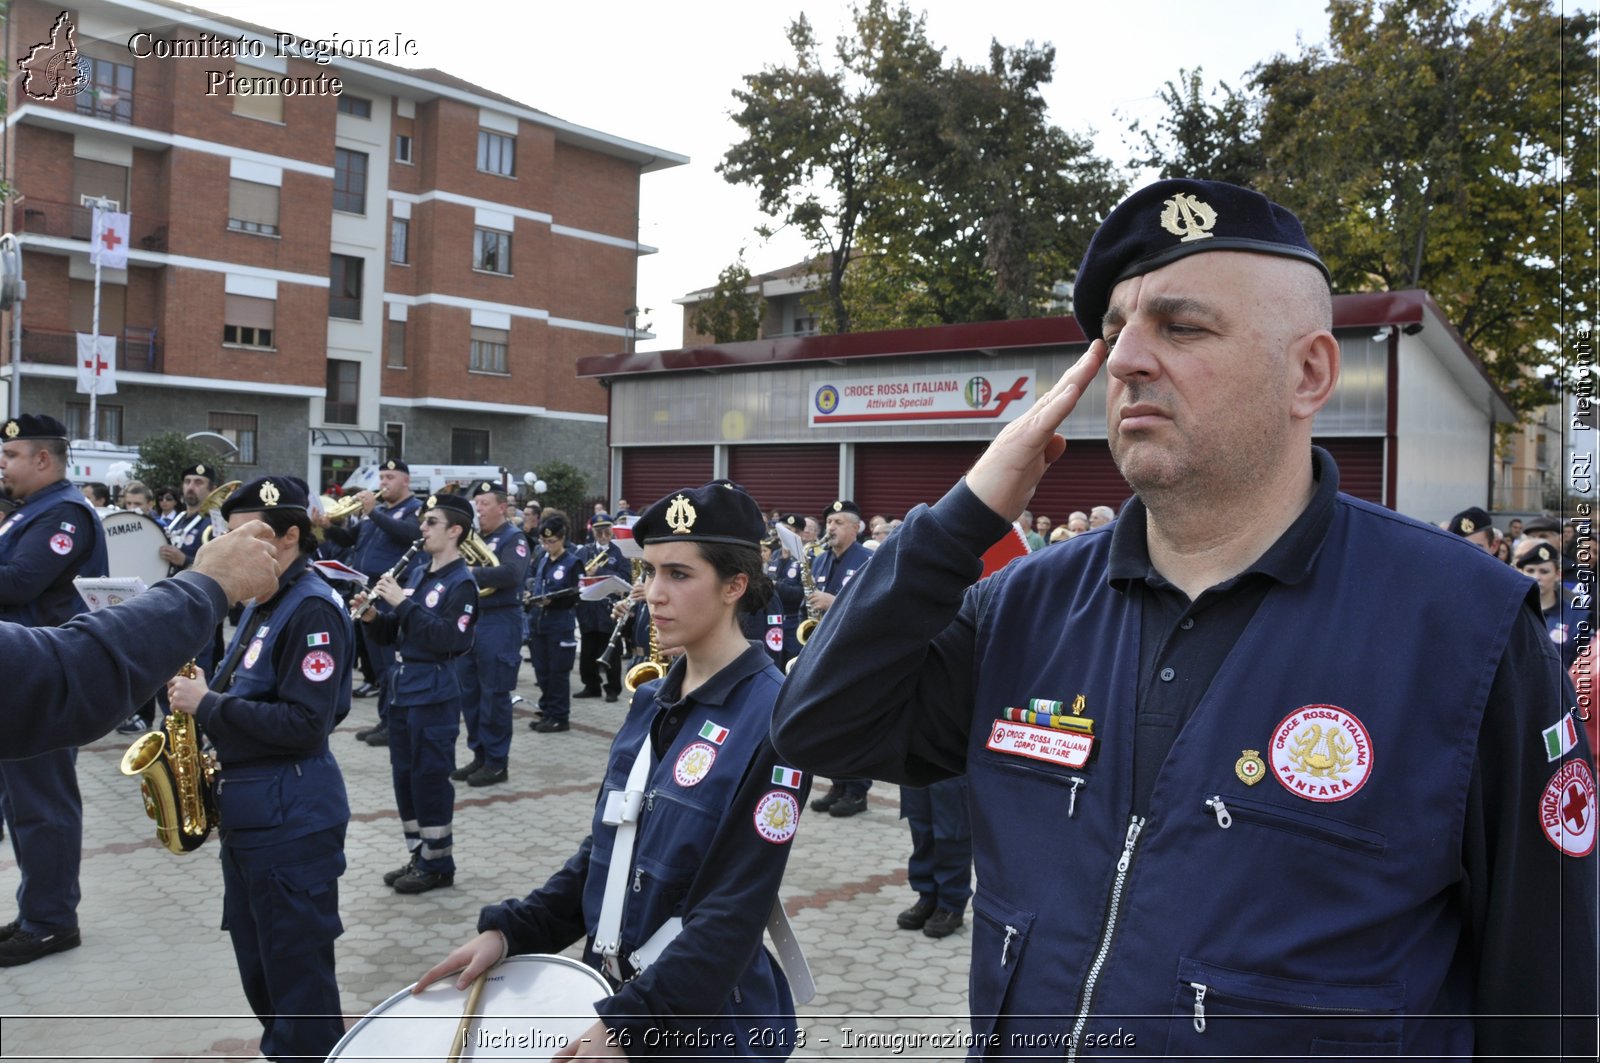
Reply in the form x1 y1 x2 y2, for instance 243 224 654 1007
728 444 838 516
620 446 714 511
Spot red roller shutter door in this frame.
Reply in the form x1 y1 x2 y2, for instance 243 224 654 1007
728 445 838 515
1315 437 1385 506
620 446 714 510
854 443 984 520
1029 441 1133 523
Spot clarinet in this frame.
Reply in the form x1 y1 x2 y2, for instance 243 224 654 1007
349 537 424 619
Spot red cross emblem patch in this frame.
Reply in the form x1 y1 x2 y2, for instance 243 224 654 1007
301 650 336 683
1540 760 1597 857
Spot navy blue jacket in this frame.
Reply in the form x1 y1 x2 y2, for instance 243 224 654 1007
196 558 352 848
775 457 1597 1060
810 539 871 600
165 508 213 574
0 478 108 625
765 554 805 661
349 495 422 578
366 557 477 706
526 548 581 636
473 520 531 613
575 541 629 634
479 646 809 1059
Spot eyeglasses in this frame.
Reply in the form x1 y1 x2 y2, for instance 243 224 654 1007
421 517 447 528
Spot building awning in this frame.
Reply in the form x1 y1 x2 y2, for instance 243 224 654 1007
311 428 392 452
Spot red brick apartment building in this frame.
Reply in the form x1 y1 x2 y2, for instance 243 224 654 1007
1 0 684 489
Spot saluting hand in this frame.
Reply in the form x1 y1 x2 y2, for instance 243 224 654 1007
166 665 209 715
964 340 1108 522
192 520 280 605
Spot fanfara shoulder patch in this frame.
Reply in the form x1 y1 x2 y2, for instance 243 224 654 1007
673 741 717 787
301 650 336 683
425 585 442 608
1270 704 1373 802
1540 760 1597 857
242 638 265 671
754 790 800 844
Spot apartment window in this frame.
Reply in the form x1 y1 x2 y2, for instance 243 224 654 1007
69 280 127 335
208 412 258 465
333 149 367 214
228 179 280 235
76 57 133 123
451 428 490 464
223 295 275 349
469 326 509 373
473 229 512 274
64 402 123 444
387 318 407 368
395 133 413 164
390 217 409 264
72 158 129 213
477 130 515 176
385 421 406 458
337 95 372 118
325 360 359 424
232 65 283 122
329 254 362 319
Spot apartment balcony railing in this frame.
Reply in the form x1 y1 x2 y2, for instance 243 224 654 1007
15 200 168 253
19 326 164 374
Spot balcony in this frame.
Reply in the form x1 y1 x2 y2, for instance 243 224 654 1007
18 326 164 374
16 200 168 253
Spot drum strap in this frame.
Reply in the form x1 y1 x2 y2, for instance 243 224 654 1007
596 733 816 1002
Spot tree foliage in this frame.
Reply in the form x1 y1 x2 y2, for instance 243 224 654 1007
721 1 1121 332
133 432 224 494
688 258 765 343
534 458 588 522
1135 0 1597 416
1127 68 1264 186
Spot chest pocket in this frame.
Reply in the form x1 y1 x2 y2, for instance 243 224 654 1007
215 771 284 832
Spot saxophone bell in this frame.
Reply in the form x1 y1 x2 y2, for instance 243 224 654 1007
120 661 218 855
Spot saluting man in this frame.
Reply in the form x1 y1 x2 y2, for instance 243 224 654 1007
360 493 478 894
805 500 874 819
574 512 629 703
524 514 582 733
0 414 109 967
319 458 422 746
166 476 352 1060
453 482 530 787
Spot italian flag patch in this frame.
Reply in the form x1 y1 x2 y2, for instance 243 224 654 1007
771 766 802 789
1544 713 1580 761
699 721 729 745
307 632 331 647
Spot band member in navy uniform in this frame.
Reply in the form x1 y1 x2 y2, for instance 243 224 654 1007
320 458 422 746
361 493 477 893
525 514 582 733
768 515 809 666
157 462 225 670
575 513 629 703
166 476 352 1060
805 500 874 818
453 482 530 787
1518 541 1585 670
0 414 108 967
775 179 1597 1057
416 480 811 1060
750 533 795 667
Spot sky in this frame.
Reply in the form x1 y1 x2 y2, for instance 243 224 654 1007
179 0 1349 349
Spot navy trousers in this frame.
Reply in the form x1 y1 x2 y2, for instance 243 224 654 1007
0 747 82 934
527 617 577 723
388 700 457 874
901 777 973 913
220 826 346 1062
459 608 523 769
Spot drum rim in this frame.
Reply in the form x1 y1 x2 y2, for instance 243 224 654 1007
329 953 611 1057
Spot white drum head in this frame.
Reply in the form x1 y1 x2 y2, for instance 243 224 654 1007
100 510 171 585
330 954 611 1061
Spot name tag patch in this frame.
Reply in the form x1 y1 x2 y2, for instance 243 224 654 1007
986 719 1093 769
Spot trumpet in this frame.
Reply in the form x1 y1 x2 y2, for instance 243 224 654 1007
321 494 365 524
350 537 424 619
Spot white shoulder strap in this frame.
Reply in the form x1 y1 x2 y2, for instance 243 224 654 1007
595 731 654 982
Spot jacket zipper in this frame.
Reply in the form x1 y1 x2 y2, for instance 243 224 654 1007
1066 815 1145 1061
1189 979 1378 1032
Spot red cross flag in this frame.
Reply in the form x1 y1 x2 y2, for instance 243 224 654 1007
75 333 117 395
90 207 130 269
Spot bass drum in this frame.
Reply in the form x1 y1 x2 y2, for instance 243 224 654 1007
100 510 172 586
330 954 612 1061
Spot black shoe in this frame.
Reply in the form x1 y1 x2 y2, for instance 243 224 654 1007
829 792 869 817
382 852 419 886
364 725 390 747
810 784 846 813
467 765 508 787
353 682 379 699
532 718 570 733
115 715 148 735
0 920 19 943
896 897 937 930
450 757 484 782
0 927 81 966
393 868 454 894
922 908 964 939
574 687 601 699
604 691 619 703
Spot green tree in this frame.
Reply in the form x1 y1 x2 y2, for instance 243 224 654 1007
1136 0 1596 415
133 432 225 495
688 257 766 342
535 459 588 522
1127 68 1265 185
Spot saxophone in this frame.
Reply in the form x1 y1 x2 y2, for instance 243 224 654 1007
796 541 823 645
120 661 219 855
